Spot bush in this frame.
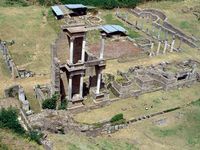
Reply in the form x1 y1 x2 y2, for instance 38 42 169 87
0 107 25 135
110 113 124 123
58 98 68 110
28 130 44 145
110 113 126 125
42 93 59 109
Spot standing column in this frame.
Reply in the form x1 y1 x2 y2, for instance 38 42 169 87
69 37 74 64
79 74 83 98
157 27 161 39
96 70 101 95
135 20 138 28
165 30 168 40
81 36 86 62
156 40 161 55
100 34 106 59
149 41 154 57
178 37 182 51
68 76 72 100
170 35 175 52
141 16 144 30
163 39 168 54
11 59 15 79
146 14 149 23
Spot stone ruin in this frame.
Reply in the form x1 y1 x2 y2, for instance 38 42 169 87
110 59 200 99
0 41 35 79
116 7 200 57
50 24 108 108
4 85 31 113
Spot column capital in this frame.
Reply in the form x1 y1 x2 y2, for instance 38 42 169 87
70 37 75 41
101 33 107 39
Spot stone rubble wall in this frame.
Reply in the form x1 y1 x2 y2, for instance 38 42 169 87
4 85 30 112
110 60 200 99
0 42 35 78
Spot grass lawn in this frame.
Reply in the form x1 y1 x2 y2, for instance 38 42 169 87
49 132 138 150
74 83 200 124
110 100 200 150
0 6 57 74
0 129 43 150
103 11 141 38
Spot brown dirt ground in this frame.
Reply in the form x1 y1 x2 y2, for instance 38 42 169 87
88 39 141 59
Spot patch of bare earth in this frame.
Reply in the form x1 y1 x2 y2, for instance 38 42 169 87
88 39 141 59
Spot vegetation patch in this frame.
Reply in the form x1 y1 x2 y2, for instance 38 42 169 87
0 0 29 7
191 98 200 106
42 93 59 109
0 107 25 135
58 98 68 110
110 113 126 125
179 21 190 29
104 13 140 38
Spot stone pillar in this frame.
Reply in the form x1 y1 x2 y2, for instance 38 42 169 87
163 39 168 54
157 27 161 39
146 14 149 23
79 74 83 98
170 35 175 52
141 16 144 30
10 59 15 79
165 30 168 40
100 33 106 59
18 87 26 102
96 71 101 94
125 13 128 21
146 28 149 35
81 36 86 62
135 20 138 27
69 37 74 64
68 76 72 100
149 41 155 57
156 40 161 55
178 37 182 50
152 23 155 33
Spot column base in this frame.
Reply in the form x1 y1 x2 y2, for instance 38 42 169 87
91 89 109 103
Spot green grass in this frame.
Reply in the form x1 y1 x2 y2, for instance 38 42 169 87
0 129 43 150
0 55 11 78
86 30 101 44
0 0 29 7
104 13 140 38
49 132 138 150
74 83 200 124
179 21 190 29
0 6 57 74
151 102 200 148
151 125 183 137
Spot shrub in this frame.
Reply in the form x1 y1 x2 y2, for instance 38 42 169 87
0 107 25 135
58 98 68 110
110 113 126 125
42 93 59 109
28 130 44 145
110 113 124 123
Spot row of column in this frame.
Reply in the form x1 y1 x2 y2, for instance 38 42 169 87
149 37 176 57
